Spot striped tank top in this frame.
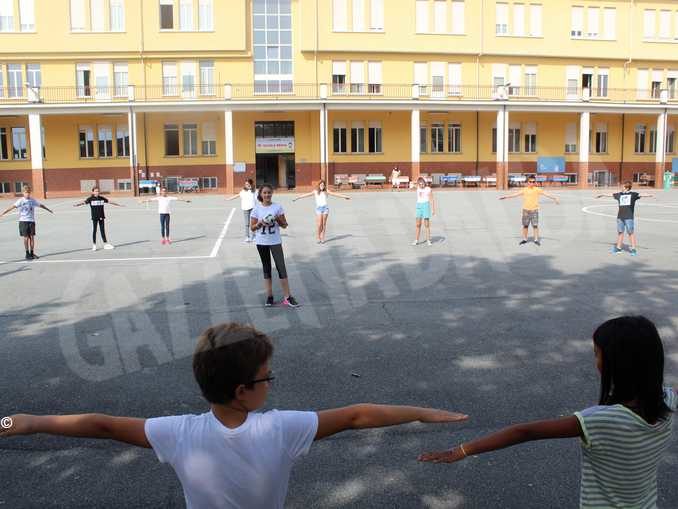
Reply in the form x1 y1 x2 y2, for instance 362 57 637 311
574 386 676 508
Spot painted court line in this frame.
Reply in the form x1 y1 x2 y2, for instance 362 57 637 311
582 203 678 224
2 209 236 265
210 208 236 258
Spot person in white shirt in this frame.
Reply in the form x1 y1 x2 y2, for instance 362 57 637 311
139 187 191 244
292 180 350 244
390 167 401 191
1 322 468 509
0 184 54 260
227 179 256 243
413 177 436 246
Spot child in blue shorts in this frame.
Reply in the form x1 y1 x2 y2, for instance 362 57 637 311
413 177 436 246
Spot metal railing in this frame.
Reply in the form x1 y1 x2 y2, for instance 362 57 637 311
4 84 678 106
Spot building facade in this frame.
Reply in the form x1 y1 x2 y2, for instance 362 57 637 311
1 0 678 197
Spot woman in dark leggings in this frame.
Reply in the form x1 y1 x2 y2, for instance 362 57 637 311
250 184 299 308
74 186 123 251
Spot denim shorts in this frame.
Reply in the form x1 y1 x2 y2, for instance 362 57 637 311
416 202 431 219
315 205 329 215
617 218 635 234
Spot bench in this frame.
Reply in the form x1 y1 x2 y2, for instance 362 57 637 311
365 174 387 188
348 174 366 189
509 175 527 187
440 174 462 187
484 176 497 187
462 175 482 187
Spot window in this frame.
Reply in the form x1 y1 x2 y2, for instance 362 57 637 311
11 128 26 159
508 64 521 96
183 123 198 156
201 176 217 189
116 124 129 157
332 61 346 94
431 61 445 97
0 182 9 193
199 60 215 95
0 0 14 32
587 7 598 38
643 10 655 39
448 63 461 95
333 122 347 153
350 61 364 94
649 128 657 153
110 0 125 32
414 62 428 96
524 66 537 96
420 125 427 153
368 121 382 153
370 0 384 30
434 0 446 33
659 10 671 39
14 181 28 193
603 8 615 39
179 0 193 31
668 74 678 99
529 4 541 37
160 0 174 30
91 0 104 31
667 127 675 153
634 124 646 153
513 3 525 37
0 127 8 159
164 124 180 156
7 64 22 98
448 123 461 153
496 3 508 35
353 0 364 31
416 0 428 33
76 63 91 97
162 62 178 96
564 123 577 153
594 123 607 153
492 127 497 153
19 0 35 31
98 126 113 157
566 65 579 98
524 123 536 153
571 6 583 37
451 0 464 34
351 121 365 153
431 123 444 153
333 0 347 31
113 62 128 97
117 179 132 191
508 124 520 153
26 64 41 88
368 61 382 94
198 0 213 31
93 62 110 99
596 69 608 98
79 126 94 157
651 71 662 99
636 69 648 99
201 122 216 155
253 0 293 94
492 63 505 92
70 0 85 30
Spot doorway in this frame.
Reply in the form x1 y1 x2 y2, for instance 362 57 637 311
255 154 295 189
593 170 610 187
254 121 296 189
164 176 179 192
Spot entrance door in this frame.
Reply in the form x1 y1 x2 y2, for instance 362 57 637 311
165 176 179 192
593 170 609 187
256 154 279 188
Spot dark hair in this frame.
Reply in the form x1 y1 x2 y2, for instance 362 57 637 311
315 180 327 192
244 179 254 190
593 316 671 424
257 183 273 202
192 323 273 404
92 186 99 192
528 177 536 182
623 181 632 189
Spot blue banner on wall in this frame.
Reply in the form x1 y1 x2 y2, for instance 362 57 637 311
537 157 566 173
673 158 678 174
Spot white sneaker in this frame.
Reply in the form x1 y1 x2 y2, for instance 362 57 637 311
103 243 115 250
411 240 418 246
426 240 432 246
92 244 97 251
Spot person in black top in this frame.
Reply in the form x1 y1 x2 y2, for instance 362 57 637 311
74 186 124 251
596 181 653 256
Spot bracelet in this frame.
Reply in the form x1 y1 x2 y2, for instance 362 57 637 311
459 444 468 458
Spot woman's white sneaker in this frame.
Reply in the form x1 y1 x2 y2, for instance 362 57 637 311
92 244 97 251
103 243 115 250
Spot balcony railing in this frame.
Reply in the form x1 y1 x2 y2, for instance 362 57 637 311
3 84 678 106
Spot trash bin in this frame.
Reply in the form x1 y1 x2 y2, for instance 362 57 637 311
664 171 673 191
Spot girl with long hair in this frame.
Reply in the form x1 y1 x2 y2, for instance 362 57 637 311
413 176 436 246
227 179 256 243
292 179 350 244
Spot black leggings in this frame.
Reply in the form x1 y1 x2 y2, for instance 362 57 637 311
92 219 107 243
160 214 170 238
256 244 288 280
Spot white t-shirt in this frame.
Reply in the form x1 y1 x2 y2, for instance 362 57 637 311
153 196 178 214
314 190 328 207
239 190 256 211
250 203 285 246
416 186 432 203
14 198 41 222
145 410 318 509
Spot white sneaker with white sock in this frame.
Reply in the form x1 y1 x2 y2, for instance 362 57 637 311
103 243 115 250
92 244 97 251
411 240 418 246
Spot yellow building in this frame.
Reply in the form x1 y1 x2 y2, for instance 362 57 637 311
1 0 678 197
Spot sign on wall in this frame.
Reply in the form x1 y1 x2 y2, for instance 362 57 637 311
234 162 246 173
255 137 295 154
537 156 566 173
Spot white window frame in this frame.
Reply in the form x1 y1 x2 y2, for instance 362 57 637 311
430 122 444 153
98 125 113 158
113 62 128 97
198 0 213 31
76 62 91 97
508 64 521 96
332 61 347 95
0 0 15 32
513 3 525 37
565 123 577 153
368 120 382 153
199 60 215 96
587 6 599 38
448 122 461 153
416 0 429 33
448 63 461 96
90 0 105 31
333 0 347 31
571 6 583 38
350 61 365 95
162 62 178 96
451 0 464 34
181 61 197 98
333 121 347 153
496 2 508 35
659 10 671 39
25 64 41 89
12 127 27 159
367 61 382 94
351 121 365 153
414 62 428 96
434 0 446 34
93 61 110 100
529 4 541 37
116 124 129 157
7 64 22 98
596 68 608 98
431 61 445 98
524 66 537 96
201 122 216 155
19 0 35 32
70 0 86 31
524 122 537 153
110 0 125 32
352 0 364 31
179 0 193 31
643 9 655 39
602 7 615 40
79 125 94 158
594 123 607 153
636 69 649 100
369 0 384 31
183 123 198 156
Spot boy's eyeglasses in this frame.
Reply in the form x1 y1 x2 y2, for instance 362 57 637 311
249 373 275 385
